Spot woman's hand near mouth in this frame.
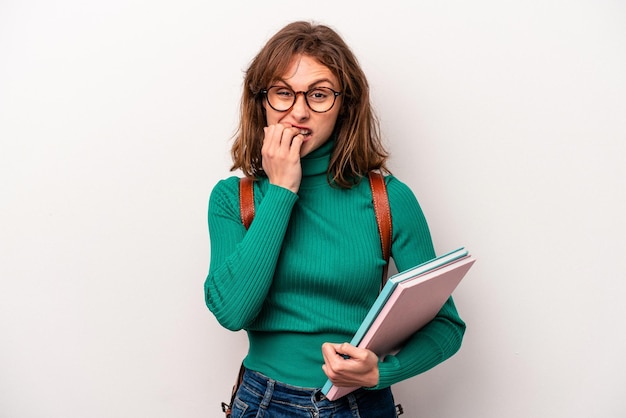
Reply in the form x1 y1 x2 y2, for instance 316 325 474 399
262 123 304 194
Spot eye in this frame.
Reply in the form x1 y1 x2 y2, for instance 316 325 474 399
308 88 331 102
274 88 294 98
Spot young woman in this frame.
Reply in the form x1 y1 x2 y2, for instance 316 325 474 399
205 20 466 418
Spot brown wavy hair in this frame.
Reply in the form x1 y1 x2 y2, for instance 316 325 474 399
230 21 389 188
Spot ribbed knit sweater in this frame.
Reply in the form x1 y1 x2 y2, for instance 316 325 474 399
205 140 465 390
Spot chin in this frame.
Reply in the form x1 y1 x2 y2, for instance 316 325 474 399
299 141 311 155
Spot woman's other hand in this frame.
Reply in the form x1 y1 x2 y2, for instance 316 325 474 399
321 342 380 388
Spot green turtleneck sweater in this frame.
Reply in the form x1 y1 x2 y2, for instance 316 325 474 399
205 140 465 389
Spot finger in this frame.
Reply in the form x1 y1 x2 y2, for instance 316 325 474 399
279 126 301 147
321 344 347 382
322 343 351 371
334 342 361 359
321 342 336 364
289 133 304 155
263 124 285 150
322 342 345 358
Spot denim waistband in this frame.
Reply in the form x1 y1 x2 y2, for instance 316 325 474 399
239 368 397 417
241 367 357 409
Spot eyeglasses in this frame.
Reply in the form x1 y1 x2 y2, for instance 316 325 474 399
262 86 342 113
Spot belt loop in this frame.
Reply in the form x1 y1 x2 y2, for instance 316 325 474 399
260 378 275 409
346 392 359 414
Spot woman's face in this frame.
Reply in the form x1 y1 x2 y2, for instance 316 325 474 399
263 54 342 157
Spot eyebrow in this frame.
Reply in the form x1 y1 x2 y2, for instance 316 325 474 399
274 78 338 90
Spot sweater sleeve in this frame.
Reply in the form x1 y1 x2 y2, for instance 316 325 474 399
204 177 298 331
369 176 466 389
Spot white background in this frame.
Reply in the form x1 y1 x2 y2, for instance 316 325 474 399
1 1 625 417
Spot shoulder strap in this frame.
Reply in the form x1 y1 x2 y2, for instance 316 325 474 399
238 173 392 283
368 171 392 286
239 177 255 230
221 363 245 417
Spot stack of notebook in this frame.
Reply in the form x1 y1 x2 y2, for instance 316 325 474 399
322 247 475 400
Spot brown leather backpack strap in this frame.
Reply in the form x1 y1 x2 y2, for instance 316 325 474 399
239 177 255 230
368 171 392 287
239 173 391 279
221 363 245 417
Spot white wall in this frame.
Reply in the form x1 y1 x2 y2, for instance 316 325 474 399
1 1 625 417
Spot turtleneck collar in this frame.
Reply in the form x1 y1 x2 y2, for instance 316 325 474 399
300 139 334 188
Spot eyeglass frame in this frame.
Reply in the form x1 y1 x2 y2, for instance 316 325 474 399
261 85 342 113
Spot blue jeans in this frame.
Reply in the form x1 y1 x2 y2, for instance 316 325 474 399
230 368 398 418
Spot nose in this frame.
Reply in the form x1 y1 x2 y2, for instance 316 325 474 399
290 92 310 119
